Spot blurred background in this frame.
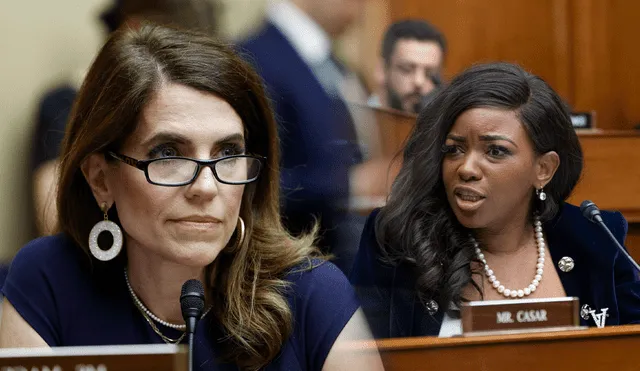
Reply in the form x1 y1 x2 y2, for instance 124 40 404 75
2 0 640 261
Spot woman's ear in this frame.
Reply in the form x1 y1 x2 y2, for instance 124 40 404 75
535 151 560 188
81 153 114 207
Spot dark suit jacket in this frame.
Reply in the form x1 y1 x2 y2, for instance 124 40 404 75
349 203 640 338
32 85 77 171
238 22 361 242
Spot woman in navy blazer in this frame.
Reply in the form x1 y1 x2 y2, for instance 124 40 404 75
349 62 640 338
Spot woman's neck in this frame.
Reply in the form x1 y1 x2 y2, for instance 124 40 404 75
126 246 207 325
474 214 534 256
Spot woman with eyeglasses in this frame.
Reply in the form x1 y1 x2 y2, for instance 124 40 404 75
0 25 382 371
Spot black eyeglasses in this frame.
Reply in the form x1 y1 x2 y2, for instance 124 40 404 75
107 152 265 187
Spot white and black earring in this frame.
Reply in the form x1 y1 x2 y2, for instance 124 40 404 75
88 202 123 261
536 187 547 201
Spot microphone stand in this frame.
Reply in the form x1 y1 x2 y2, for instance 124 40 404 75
581 200 640 272
185 315 200 371
594 217 640 272
180 280 205 371
188 326 195 371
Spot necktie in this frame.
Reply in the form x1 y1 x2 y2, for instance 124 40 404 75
311 54 381 160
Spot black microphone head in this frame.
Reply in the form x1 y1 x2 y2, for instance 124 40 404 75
180 279 205 322
580 200 601 223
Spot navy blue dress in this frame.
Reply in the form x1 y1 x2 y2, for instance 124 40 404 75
349 203 640 338
2 235 359 370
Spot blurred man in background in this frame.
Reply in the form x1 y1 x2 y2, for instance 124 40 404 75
369 19 447 114
239 0 392 274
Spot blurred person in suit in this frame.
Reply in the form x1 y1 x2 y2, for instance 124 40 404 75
351 62 640 338
32 0 218 236
2 25 383 371
369 19 447 114
239 0 393 274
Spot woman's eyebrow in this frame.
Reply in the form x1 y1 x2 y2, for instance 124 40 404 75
479 134 518 147
215 133 245 145
140 132 245 148
446 134 465 142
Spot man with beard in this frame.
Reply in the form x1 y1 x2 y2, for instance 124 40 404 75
369 19 447 114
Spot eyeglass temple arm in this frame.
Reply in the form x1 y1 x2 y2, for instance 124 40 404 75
107 151 146 170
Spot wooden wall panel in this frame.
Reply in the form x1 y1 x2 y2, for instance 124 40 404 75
571 0 615 129
603 0 640 129
388 0 640 130
389 0 573 100
571 0 640 130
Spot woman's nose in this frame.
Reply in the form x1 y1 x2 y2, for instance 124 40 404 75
457 153 482 181
185 165 219 200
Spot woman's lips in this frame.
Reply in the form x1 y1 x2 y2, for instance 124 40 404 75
452 187 486 211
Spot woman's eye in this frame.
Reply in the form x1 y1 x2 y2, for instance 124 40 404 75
488 145 510 158
219 144 245 157
149 145 179 158
442 144 461 155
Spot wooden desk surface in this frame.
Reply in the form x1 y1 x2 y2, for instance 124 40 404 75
375 324 640 350
369 325 640 371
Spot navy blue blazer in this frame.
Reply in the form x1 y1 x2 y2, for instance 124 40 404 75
33 85 77 171
349 203 640 338
238 22 361 238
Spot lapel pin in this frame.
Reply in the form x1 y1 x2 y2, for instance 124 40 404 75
558 256 575 272
426 299 439 315
588 307 609 328
580 304 591 320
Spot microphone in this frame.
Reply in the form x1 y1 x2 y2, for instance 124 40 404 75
181 279 205 371
580 200 640 272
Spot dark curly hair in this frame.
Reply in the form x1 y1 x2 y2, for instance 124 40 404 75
375 62 583 311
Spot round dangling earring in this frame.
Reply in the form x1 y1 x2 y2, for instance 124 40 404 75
536 187 547 201
88 202 123 261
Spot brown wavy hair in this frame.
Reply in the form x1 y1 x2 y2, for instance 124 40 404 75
56 25 319 370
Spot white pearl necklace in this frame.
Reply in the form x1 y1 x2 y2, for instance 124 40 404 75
124 268 212 330
472 216 545 299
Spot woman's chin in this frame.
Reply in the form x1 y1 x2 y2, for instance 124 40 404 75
454 212 487 230
164 241 226 268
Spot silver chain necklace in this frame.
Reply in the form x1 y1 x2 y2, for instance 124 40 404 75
124 268 212 330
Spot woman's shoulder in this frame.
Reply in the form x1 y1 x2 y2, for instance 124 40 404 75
2 234 94 346
547 202 627 259
284 258 359 315
5 234 91 296
11 234 84 269
354 207 385 262
349 208 399 286
363 207 382 240
285 258 353 291
282 258 360 371
550 202 626 231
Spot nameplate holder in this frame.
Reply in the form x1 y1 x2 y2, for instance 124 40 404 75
571 111 595 130
461 296 582 336
0 344 187 371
